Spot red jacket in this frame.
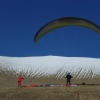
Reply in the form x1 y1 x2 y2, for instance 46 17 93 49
18 76 24 82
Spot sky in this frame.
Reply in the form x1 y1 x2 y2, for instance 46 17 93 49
0 0 100 58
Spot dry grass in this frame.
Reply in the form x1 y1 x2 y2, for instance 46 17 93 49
0 85 100 100
0 66 100 100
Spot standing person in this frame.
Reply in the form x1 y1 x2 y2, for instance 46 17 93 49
65 72 73 86
18 75 24 87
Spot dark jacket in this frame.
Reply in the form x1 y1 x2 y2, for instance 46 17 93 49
65 74 73 81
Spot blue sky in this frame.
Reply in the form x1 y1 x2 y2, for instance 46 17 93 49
0 0 100 58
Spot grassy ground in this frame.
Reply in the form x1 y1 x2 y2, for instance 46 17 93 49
0 67 100 100
0 85 100 100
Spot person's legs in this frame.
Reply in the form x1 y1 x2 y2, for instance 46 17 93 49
18 81 21 87
66 80 69 86
66 80 71 86
69 80 71 85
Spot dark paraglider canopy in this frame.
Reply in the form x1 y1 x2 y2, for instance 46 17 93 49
34 17 100 43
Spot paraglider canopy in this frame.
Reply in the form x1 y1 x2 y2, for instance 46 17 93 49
34 17 100 43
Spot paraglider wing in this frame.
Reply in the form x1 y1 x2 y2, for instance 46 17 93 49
34 17 100 43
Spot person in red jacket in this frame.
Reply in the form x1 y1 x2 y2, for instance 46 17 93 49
18 75 24 87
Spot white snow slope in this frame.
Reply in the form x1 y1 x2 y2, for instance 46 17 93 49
0 55 100 79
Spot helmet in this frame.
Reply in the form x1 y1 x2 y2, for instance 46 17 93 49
68 72 70 75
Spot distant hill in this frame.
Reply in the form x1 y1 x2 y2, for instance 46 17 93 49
0 55 100 80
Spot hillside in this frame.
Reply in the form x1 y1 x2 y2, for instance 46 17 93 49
0 55 100 80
